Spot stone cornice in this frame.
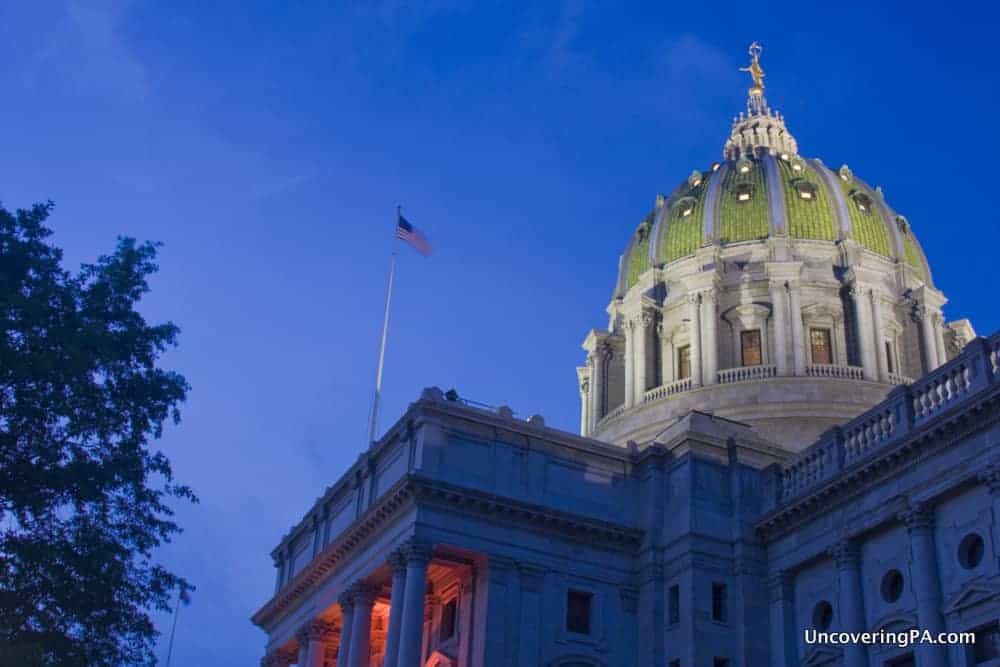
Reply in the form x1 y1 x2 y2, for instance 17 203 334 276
252 473 642 631
756 380 1000 541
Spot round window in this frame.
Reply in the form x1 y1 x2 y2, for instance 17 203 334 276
958 533 985 569
812 601 833 630
880 569 904 603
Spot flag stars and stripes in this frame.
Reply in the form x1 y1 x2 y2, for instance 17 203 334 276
395 215 432 256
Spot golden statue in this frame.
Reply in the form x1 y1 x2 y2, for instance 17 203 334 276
740 41 765 92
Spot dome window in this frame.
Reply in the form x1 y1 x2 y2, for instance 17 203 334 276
688 170 703 188
791 159 804 172
839 164 853 182
851 191 873 213
736 158 753 174
793 179 817 200
733 183 754 202
712 162 721 172
780 153 790 161
675 197 697 219
896 215 910 235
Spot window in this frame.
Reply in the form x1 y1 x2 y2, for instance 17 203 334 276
885 653 915 667
958 533 986 570
439 598 457 641
812 601 834 630
810 328 833 365
713 659 729 667
669 661 680 667
735 183 753 202
669 585 680 624
566 590 592 635
740 330 762 366
851 191 873 213
677 346 691 380
885 341 895 374
711 582 727 622
793 180 817 200
880 569 904 603
969 621 1000 663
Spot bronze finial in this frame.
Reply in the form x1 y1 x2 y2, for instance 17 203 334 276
739 41 765 94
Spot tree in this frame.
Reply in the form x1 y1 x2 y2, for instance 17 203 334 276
0 202 195 665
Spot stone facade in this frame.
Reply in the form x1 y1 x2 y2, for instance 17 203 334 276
253 334 1000 666
252 48 1000 667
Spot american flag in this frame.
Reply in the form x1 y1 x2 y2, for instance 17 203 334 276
395 215 431 256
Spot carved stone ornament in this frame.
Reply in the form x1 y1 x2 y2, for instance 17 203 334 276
827 539 860 568
388 548 409 574
898 502 934 532
297 619 336 644
979 459 1000 494
639 310 655 329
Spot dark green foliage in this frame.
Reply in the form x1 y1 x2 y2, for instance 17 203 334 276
0 202 195 666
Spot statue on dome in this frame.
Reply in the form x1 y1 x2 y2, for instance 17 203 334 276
740 41 765 93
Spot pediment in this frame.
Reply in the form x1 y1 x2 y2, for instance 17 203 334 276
870 612 917 634
943 579 1000 615
802 645 843 666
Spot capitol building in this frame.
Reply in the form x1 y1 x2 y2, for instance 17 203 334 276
253 45 1000 667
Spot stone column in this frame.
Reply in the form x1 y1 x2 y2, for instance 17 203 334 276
850 285 877 380
297 620 335 667
687 293 702 387
871 292 888 381
933 313 948 366
788 282 806 375
383 550 408 667
770 281 789 375
397 543 432 667
767 570 796 667
589 345 609 430
348 584 376 667
702 291 719 385
337 592 356 667
624 320 635 408
578 376 590 437
657 323 673 385
635 311 653 398
899 504 947 667
829 540 867 667
916 305 939 372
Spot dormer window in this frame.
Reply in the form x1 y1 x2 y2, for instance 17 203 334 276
791 160 804 172
851 191 873 213
688 170 703 188
793 180 817 200
733 183 754 202
682 206 693 217
736 158 753 174
675 197 697 219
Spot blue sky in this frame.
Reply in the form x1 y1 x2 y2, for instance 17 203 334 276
2 1 999 664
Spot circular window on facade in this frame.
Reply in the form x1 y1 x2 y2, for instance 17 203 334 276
958 533 986 569
881 569 904 603
812 601 834 630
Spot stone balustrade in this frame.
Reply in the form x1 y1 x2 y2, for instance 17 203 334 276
643 378 692 402
805 363 864 380
887 372 913 385
717 364 777 384
771 332 1000 507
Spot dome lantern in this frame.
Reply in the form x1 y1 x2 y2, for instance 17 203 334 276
724 42 798 160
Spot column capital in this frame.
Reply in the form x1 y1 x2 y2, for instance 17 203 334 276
388 548 409 574
898 502 935 532
686 291 701 306
348 581 379 607
911 303 930 323
978 458 1000 494
297 619 337 644
848 284 871 300
701 289 718 305
639 309 656 328
338 589 355 613
767 569 794 603
401 540 434 565
262 647 297 667
769 278 789 292
827 539 861 569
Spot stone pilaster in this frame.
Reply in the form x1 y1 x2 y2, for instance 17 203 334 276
933 312 948 366
788 282 805 375
687 293 703 386
589 343 611 430
914 305 940 372
899 503 947 667
828 539 867 667
766 570 796 667
769 280 789 375
517 562 545 667
702 291 719 385
849 285 877 380
624 318 635 408
635 309 654 397
871 291 888 381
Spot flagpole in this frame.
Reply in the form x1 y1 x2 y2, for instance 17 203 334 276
369 207 399 444
165 589 181 667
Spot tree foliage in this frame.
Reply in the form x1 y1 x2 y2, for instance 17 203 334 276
0 202 195 665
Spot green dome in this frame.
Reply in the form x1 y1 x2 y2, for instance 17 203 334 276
616 154 932 294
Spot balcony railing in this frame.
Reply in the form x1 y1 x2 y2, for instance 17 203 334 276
771 332 1000 508
888 372 914 385
717 364 777 384
643 377 692 402
806 363 864 380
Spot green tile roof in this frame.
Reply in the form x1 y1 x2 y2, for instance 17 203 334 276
836 175 891 257
626 214 653 288
779 160 836 241
719 162 768 244
660 178 707 265
903 232 928 282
